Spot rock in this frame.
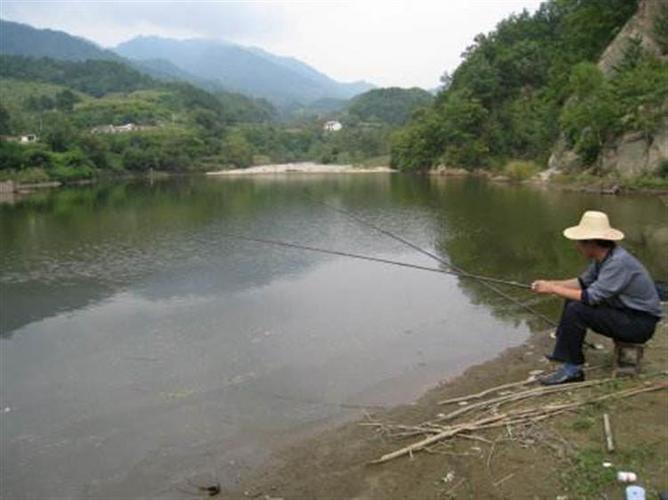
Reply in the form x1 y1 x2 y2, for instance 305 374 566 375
548 137 582 172
548 1 667 179
599 0 665 76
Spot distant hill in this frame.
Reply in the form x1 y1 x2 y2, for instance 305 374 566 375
0 19 120 62
347 87 434 125
114 36 374 105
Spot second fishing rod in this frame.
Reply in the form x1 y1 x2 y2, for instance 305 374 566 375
301 193 559 329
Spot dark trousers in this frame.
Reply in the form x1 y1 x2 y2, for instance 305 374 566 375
551 300 659 365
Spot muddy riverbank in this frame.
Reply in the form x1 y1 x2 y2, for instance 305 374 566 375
225 321 668 499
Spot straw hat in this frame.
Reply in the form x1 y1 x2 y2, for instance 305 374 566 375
563 211 624 241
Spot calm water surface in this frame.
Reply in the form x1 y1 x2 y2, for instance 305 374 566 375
1 174 666 499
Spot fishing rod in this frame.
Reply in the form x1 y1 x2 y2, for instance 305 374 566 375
227 234 532 289
303 194 560 329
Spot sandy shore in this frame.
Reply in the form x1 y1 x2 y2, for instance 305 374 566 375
206 162 395 176
223 321 667 499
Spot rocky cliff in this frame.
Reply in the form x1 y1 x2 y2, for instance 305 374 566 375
548 0 667 179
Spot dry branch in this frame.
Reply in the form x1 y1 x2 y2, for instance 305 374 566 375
370 382 666 464
433 377 617 423
438 377 536 405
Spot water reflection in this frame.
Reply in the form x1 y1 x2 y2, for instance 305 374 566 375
1 174 666 499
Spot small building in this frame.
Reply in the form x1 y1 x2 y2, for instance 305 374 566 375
91 123 140 134
20 134 38 143
323 120 342 132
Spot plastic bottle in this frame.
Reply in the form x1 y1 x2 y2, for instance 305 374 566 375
626 485 646 500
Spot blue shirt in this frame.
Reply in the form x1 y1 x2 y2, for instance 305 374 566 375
579 246 662 318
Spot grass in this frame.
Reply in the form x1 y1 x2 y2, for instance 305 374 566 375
563 445 662 499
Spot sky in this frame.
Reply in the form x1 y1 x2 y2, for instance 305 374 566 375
1 0 544 89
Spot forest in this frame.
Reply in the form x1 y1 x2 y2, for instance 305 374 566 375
0 55 432 182
390 0 668 179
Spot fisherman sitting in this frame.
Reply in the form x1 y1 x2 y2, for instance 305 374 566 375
531 210 662 386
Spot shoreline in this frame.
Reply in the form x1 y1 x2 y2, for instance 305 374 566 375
223 321 667 499
3 163 666 200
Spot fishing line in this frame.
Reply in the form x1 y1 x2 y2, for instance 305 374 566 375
303 194 559 328
226 234 532 289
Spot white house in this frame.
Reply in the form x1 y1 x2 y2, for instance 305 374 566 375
19 134 38 144
323 120 342 132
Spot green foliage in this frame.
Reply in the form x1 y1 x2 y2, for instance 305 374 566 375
55 89 80 112
0 55 155 97
222 131 253 168
0 141 26 169
391 0 648 172
390 110 445 171
347 87 433 125
0 53 279 180
653 2 668 54
559 63 616 164
611 55 668 137
659 159 668 178
503 160 540 180
0 104 10 134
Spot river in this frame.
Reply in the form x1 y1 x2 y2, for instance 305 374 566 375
1 174 666 499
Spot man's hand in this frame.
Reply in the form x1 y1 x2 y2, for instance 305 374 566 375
531 279 583 301
531 280 554 294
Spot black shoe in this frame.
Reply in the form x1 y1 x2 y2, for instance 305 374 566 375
538 368 585 386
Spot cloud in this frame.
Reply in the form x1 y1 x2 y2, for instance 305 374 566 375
0 0 543 88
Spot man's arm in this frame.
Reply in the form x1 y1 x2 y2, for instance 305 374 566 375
532 279 582 301
548 278 581 290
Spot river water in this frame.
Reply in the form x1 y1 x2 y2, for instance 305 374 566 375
1 174 666 499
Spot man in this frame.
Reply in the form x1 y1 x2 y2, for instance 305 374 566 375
531 210 662 386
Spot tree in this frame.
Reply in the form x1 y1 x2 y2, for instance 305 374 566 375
653 2 668 54
223 132 253 168
44 118 77 152
559 64 616 164
55 90 79 112
0 104 10 135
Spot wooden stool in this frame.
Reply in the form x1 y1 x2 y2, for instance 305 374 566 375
612 341 644 377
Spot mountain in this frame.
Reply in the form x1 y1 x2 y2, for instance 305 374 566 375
0 19 373 107
114 36 374 105
0 19 120 62
246 46 372 98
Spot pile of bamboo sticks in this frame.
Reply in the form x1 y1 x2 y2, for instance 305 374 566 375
364 373 667 464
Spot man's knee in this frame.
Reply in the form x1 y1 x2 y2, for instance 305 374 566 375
564 300 588 316
561 300 593 325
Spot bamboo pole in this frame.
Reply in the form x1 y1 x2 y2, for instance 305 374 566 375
603 413 615 452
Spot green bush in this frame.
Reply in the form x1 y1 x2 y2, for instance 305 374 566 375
503 160 540 180
654 3 668 54
658 158 668 178
50 164 94 181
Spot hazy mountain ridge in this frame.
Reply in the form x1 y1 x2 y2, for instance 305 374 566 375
0 19 120 62
114 36 374 105
0 19 374 106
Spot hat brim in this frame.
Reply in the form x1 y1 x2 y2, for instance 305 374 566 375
563 226 625 241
